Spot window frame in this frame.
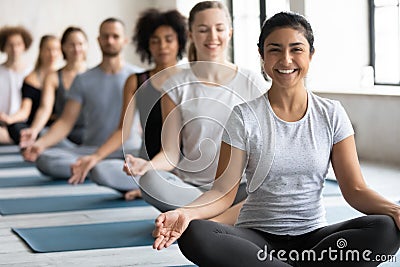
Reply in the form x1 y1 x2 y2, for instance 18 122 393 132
370 0 400 86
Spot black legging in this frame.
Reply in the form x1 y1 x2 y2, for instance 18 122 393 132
178 215 400 267
7 122 83 145
7 122 27 144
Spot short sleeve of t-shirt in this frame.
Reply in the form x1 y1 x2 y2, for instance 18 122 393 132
221 105 246 151
67 74 84 104
162 75 181 105
332 101 354 144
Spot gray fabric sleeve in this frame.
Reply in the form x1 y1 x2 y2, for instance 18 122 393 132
67 74 84 104
333 102 355 144
161 77 180 105
221 106 246 151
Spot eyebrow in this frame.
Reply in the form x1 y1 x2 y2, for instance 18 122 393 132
196 23 226 27
266 42 305 47
150 33 174 39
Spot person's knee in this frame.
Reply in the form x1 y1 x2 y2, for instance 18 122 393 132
370 215 398 233
369 215 400 251
89 165 105 185
178 220 207 255
90 162 138 191
138 169 160 190
36 153 51 174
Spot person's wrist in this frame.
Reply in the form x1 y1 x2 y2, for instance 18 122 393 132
177 207 195 222
31 127 40 135
92 153 102 163
34 139 46 151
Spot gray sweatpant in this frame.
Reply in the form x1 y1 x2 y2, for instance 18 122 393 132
36 146 139 192
91 159 139 192
139 169 247 212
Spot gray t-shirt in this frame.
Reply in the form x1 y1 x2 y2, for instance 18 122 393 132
222 91 354 235
163 66 269 187
68 64 142 149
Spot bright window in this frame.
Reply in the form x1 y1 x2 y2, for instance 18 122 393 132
231 0 290 73
372 0 400 85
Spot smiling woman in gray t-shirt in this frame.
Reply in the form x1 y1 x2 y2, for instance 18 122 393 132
151 11 400 267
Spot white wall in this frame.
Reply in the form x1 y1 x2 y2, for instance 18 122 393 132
305 0 370 90
316 92 400 166
0 0 177 69
303 0 400 166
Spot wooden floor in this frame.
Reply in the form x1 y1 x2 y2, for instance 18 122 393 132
0 145 399 266
0 146 193 267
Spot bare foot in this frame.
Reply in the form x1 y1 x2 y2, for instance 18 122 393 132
124 189 142 200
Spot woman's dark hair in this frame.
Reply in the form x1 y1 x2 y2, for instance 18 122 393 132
60 27 87 60
188 1 232 61
258 11 314 57
0 25 33 52
133 9 188 64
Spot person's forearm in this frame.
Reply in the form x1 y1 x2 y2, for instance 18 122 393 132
35 119 74 149
149 150 178 171
93 129 124 161
29 106 52 133
7 99 32 124
7 109 30 124
210 201 244 225
344 187 400 218
179 187 237 221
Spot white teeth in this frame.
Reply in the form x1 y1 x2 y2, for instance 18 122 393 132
206 44 218 48
277 69 295 74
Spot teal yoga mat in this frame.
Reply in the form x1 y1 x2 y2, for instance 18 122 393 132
325 205 363 224
0 161 36 168
0 176 63 187
0 193 149 215
12 219 155 252
0 175 91 188
10 206 370 255
0 145 20 154
322 180 341 196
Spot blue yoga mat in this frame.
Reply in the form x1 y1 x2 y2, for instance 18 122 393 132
0 176 63 187
0 145 20 154
322 180 341 196
12 219 155 252
325 205 363 224
0 175 91 188
0 161 36 168
0 193 149 215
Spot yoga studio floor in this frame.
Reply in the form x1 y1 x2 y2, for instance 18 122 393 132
0 145 399 267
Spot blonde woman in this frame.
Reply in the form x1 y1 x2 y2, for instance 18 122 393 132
1 35 60 145
20 27 88 148
125 1 269 211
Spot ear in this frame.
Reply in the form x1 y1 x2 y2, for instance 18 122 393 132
258 48 263 59
309 48 315 60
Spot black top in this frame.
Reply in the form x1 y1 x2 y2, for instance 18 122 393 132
135 71 162 160
54 70 84 144
21 82 41 125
